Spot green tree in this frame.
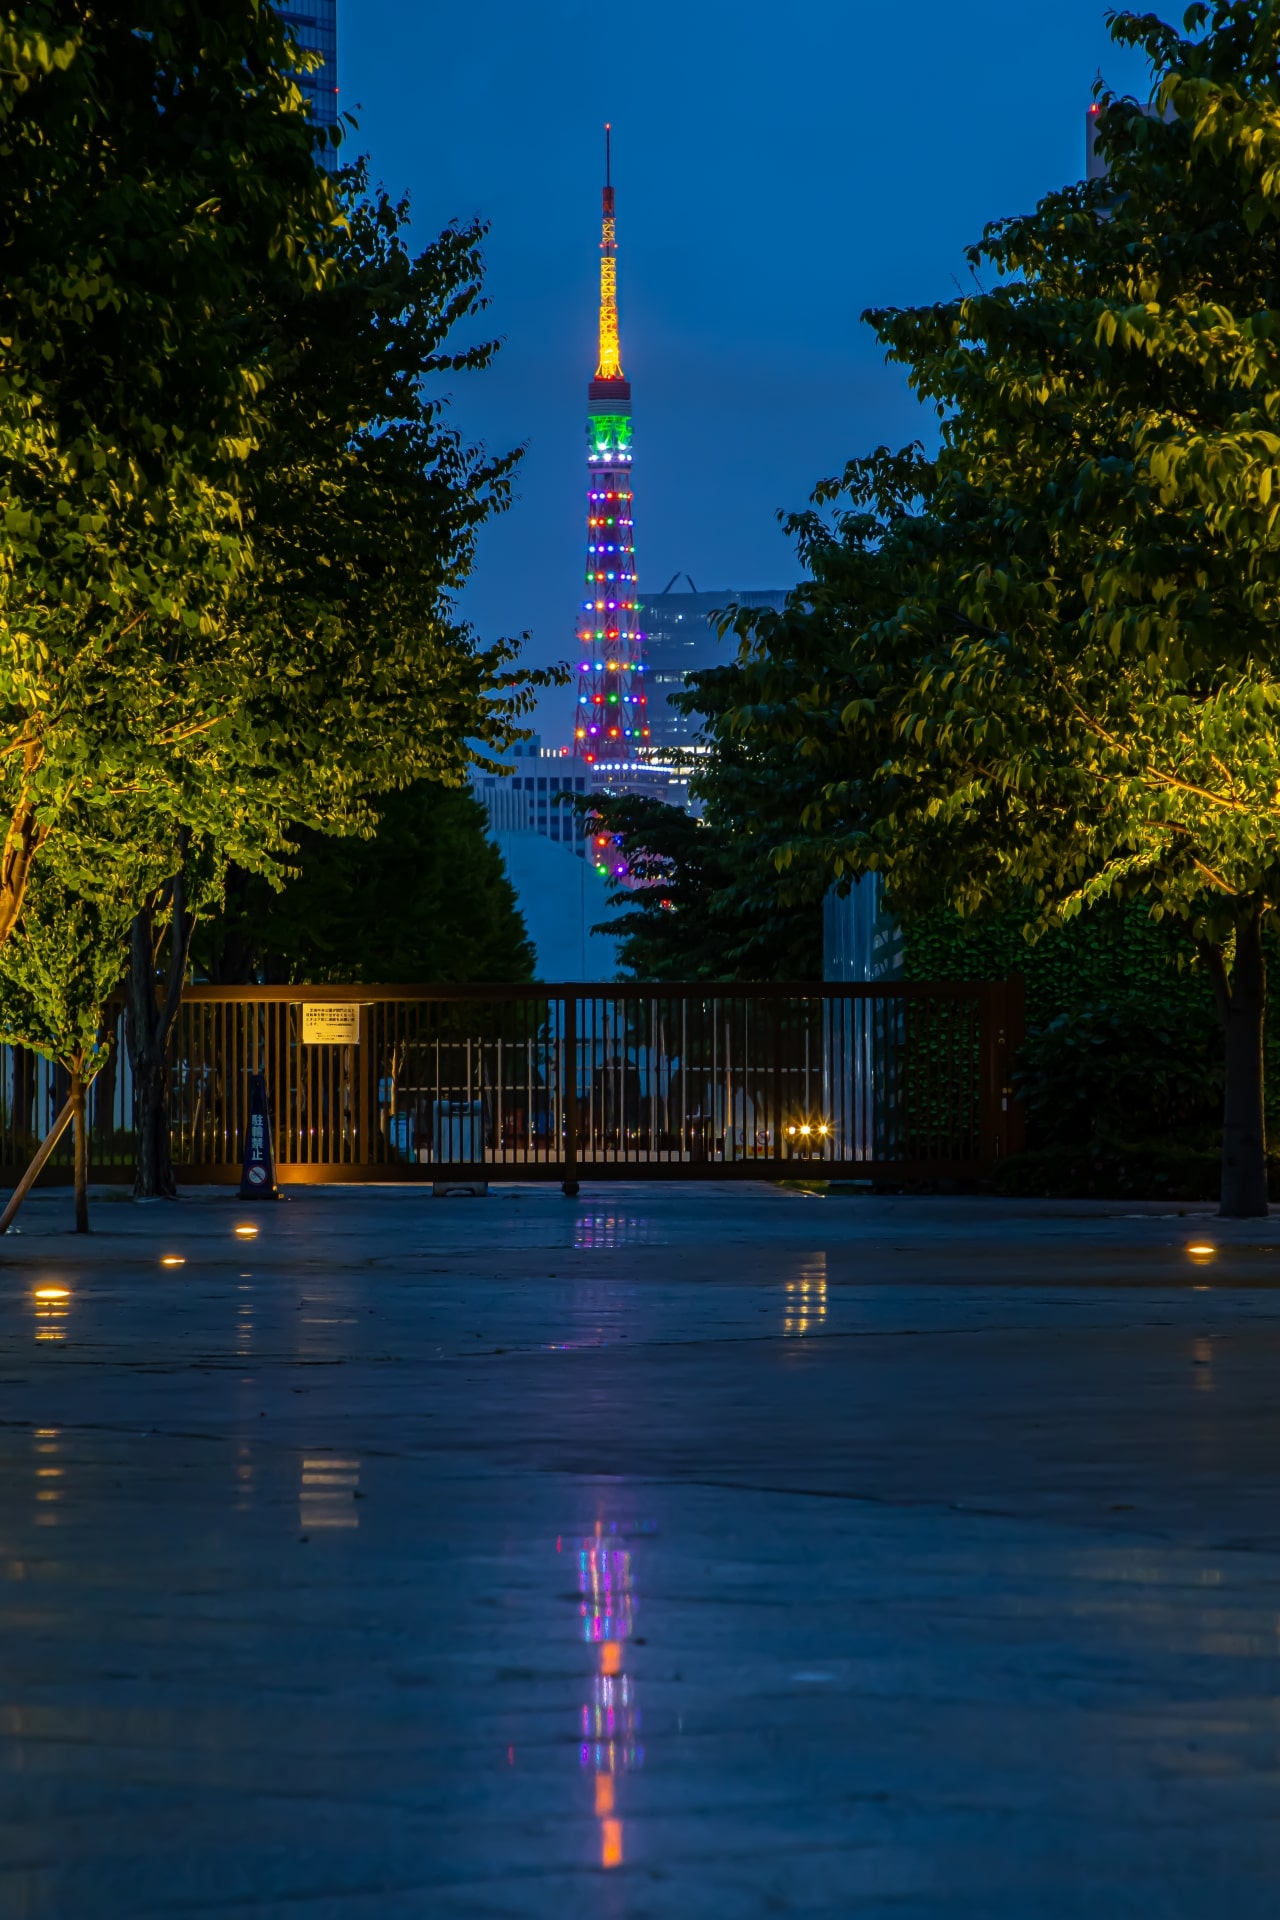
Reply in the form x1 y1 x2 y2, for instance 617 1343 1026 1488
1 9 542 1202
0 854 140 1231
120 171 542 1195
708 3 1280 1216
194 783 534 985
579 792 820 980
0 1 339 939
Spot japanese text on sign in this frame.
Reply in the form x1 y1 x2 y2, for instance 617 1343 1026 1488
302 1004 360 1045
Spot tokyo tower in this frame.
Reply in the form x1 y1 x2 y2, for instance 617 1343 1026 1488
574 127 649 767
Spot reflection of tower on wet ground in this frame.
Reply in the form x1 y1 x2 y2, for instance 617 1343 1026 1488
578 1521 643 1870
574 1213 653 1251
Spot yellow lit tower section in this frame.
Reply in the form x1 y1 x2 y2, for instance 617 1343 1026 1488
574 127 649 767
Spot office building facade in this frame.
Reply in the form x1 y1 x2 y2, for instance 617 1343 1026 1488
642 583 790 753
275 3 338 168
472 739 591 853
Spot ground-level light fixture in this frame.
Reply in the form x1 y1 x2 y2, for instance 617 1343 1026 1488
160 1255 186 1268
234 1225 259 1240
1187 1243 1217 1263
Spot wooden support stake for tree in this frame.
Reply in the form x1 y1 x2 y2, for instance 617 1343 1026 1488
0 1097 76 1236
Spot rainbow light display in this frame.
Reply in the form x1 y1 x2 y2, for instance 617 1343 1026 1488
574 126 649 775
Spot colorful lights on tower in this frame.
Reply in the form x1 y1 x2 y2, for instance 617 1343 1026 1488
574 126 649 767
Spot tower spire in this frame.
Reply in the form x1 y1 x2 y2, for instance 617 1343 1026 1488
596 123 622 381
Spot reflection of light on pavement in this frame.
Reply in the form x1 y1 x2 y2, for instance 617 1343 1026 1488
235 1442 255 1512
577 1522 643 1869
298 1284 359 1361
33 1428 62 1526
32 1286 70 1344
574 1214 652 1251
784 1254 827 1338
300 1457 360 1529
543 1282 638 1351
1192 1336 1215 1393
237 1279 254 1357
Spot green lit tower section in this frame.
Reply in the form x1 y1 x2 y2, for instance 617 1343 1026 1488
574 128 649 767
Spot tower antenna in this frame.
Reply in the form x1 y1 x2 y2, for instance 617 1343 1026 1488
596 125 621 381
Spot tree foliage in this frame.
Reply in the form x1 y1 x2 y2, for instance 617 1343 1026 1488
580 792 820 981
0 862 130 1079
0 10 537 943
700 2 1280 1214
0 1 339 938
195 784 535 985
216 169 533 853
116 159 544 1194
0 8 550 1206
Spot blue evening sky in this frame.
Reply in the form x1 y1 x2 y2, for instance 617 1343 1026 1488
342 1 1153 741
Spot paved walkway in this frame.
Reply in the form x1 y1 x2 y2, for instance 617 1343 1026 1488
2 1182 1280 1916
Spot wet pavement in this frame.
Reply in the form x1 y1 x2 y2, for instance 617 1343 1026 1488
2 1181 1280 1916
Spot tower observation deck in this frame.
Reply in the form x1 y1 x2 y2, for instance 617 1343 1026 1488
574 129 649 767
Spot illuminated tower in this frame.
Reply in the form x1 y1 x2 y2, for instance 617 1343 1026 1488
574 128 649 767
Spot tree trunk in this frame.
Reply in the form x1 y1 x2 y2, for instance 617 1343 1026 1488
71 1062 89 1234
1214 911 1270 1219
127 907 178 1200
132 1058 176 1200
125 851 197 1202
0 792 47 952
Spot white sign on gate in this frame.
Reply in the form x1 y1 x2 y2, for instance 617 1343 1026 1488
301 1003 361 1046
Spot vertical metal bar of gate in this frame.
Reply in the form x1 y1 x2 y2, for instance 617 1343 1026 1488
0 981 1020 1187
562 993 578 1192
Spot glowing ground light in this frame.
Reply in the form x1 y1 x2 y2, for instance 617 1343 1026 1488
161 1255 186 1268
234 1225 259 1240
1187 1243 1217 1263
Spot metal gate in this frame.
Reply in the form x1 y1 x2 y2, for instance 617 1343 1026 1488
0 981 1025 1187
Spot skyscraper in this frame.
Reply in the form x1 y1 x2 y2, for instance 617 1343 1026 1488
275 3 339 169
642 580 790 753
574 130 649 768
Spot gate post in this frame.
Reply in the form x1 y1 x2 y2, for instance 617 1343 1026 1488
562 993 580 1197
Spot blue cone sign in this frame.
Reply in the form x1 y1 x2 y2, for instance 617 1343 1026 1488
240 1071 279 1200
